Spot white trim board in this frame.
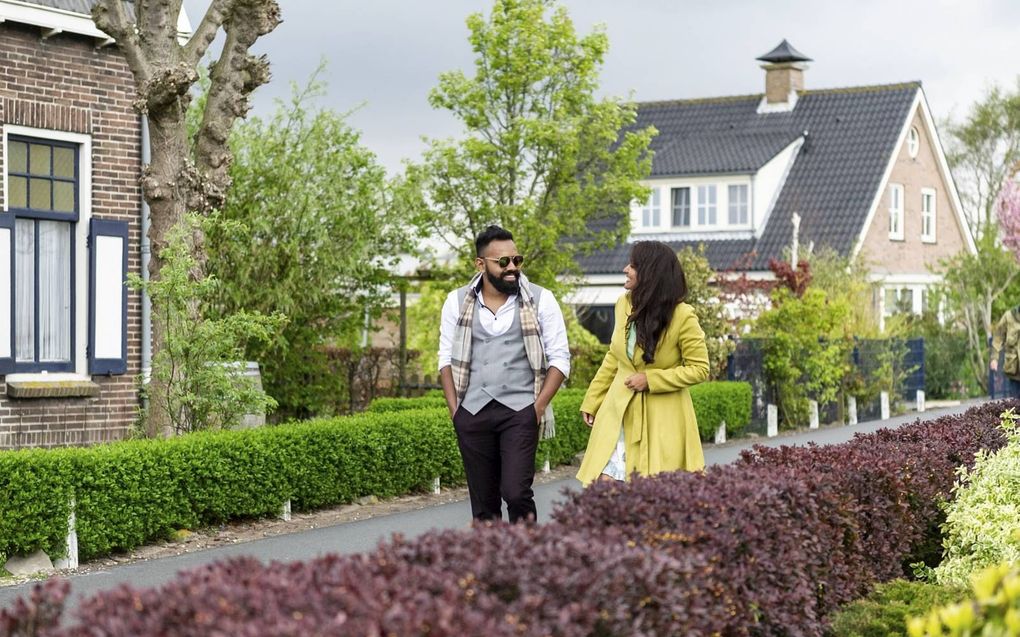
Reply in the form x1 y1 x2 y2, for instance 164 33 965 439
0 1 192 44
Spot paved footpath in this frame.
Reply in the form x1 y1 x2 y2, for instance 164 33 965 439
0 399 992 614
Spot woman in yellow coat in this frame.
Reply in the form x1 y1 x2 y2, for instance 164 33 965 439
577 241 710 485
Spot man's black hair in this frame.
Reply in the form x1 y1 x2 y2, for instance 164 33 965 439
475 225 514 257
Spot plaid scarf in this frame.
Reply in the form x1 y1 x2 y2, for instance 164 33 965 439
450 272 556 439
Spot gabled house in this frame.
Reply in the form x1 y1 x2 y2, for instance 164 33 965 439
576 40 975 342
0 1 187 449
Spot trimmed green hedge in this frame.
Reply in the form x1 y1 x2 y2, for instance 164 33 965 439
0 392 586 564
369 382 752 442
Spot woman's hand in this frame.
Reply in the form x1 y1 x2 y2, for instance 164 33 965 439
624 372 648 392
581 411 595 427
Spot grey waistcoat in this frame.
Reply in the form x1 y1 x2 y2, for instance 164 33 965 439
458 284 542 415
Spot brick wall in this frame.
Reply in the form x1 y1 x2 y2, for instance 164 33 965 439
0 21 142 449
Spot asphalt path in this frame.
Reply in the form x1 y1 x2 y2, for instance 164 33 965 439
0 398 990 615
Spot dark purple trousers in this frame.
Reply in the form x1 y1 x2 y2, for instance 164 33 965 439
453 400 539 523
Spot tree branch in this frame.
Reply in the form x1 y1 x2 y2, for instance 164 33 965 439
183 0 233 67
92 0 150 84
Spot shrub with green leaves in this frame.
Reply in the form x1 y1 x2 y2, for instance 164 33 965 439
0 392 587 564
909 562 1020 636
933 409 1020 588
130 213 286 435
830 580 966 637
753 287 853 428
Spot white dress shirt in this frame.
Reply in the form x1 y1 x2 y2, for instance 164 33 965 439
438 284 571 378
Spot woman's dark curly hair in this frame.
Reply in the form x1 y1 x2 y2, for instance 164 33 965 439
627 241 688 364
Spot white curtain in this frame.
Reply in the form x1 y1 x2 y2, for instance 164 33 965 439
39 221 71 363
14 219 72 364
15 219 34 362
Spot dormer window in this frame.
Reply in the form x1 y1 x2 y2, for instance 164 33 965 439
697 185 717 225
641 188 660 228
907 127 919 158
671 187 691 228
728 185 749 225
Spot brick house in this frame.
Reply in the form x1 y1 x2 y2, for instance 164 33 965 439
0 1 187 449
576 40 975 341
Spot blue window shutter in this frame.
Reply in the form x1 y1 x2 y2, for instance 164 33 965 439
0 213 14 374
88 219 128 375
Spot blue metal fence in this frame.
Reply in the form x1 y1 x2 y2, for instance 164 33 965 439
727 337 925 425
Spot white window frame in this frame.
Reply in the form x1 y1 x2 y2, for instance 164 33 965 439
888 183 904 240
2 125 92 378
670 186 691 229
906 127 920 158
727 184 749 225
630 177 752 234
697 184 717 226
638 187 661 229
920 188 936 243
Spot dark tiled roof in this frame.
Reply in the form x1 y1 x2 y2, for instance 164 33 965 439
21 0 100 14
583 82 919 273
579 239 757 275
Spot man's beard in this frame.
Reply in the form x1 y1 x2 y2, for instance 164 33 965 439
488 269 520 295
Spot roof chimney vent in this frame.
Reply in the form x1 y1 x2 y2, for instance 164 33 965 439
756 39 811 112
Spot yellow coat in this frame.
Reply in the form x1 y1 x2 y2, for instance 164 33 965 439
576 294 709 485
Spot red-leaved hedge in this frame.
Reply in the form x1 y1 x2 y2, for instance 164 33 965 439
1 400 1013 637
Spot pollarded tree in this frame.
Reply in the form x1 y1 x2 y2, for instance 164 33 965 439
402 0 654 292
91 0 281 434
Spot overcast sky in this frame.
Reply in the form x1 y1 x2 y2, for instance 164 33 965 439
182 0 1020 176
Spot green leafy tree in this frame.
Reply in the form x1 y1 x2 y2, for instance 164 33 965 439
402 0 655 292
935 224 1020 392
944 80 1020 233
92 0 282 436
677 245 733 380
753 288 853 427
129 214 285 434
204 69 410 419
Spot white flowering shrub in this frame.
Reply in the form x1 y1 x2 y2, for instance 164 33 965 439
934 409 1020 589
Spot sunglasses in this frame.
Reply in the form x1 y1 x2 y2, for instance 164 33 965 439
482 255 525 268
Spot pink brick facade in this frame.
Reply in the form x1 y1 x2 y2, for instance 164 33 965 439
0 21 142 449
858 105 969 274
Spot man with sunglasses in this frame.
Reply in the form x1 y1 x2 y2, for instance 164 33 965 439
438 225 570 523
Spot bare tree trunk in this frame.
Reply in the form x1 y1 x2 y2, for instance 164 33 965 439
93 0 281 436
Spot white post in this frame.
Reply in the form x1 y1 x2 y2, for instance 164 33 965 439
280 499 291 522
54 499 78 570
847 396 858 425
542 454 551 474
432 477 441 495
767 404 778 437
808 400 819 430
714 420 726 444
880 391 890 420
916 390 926 413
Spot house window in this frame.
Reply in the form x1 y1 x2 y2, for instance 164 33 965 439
921 188 936 242
697 185 717 225
884 287 914 317
671 187 690 228
907 127 919 158
6 136 79 372
727 184 749 225
888 183 904 240
641 188 660 228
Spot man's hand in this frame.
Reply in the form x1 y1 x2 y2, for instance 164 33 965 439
581 411 595 427
991 359 999 372
625 372 648 392
534 399 549 423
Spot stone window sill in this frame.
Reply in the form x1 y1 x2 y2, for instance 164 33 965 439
4 373 100 399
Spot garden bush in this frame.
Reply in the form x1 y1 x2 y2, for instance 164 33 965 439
3 400 1013 636
0 392 587 565
909 562 1020 636
829 580 966 637
369 381 752 443
933 409 1020 588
